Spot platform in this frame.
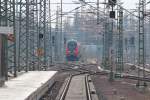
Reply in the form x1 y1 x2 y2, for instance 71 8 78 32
0 71 57 100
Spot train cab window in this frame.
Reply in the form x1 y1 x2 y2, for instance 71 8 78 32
68 41 77 50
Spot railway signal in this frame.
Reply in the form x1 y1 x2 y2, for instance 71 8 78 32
109 11 115 18
39 34 44 39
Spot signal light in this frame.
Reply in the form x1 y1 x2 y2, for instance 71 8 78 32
39 34 43 39
52 36 55 44
130 37 135 45
64 37 66 44
109 11 115 18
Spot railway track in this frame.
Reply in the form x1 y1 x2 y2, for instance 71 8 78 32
59 63 150 83
58 74 98 100
41 63 150 100
59 75 72 100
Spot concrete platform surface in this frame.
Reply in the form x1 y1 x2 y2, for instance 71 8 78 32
0 71 57 100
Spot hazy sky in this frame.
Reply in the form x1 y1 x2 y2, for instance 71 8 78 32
122 0 138 9
51 0 138 10
50 0 139 21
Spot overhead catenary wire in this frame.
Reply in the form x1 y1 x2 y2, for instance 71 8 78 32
50 0 150 23
51 4 86 22
82 0 150 19
49 0 150 23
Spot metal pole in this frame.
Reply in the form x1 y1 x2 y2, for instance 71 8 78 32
39 0 46 69
60 0 63 62
37 0 40 70
13 0 17 76
7 0 17 77
137 0 147 87
43 0 46 68
116 6 124 73
109 5 114 81
0 0 8 84
97 0 100 24
18 0 28 72
55 6 59 62
49 0 52 64
26 0 29 72
18 0 21 72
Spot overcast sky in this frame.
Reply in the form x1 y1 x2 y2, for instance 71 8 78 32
122 0 138 9
50 0 139 19
51 0 138 10
50 0 139 25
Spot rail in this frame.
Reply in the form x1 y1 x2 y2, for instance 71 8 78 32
60 65 150 82
85 75 92 100
58 74 96 100
59 75 72 100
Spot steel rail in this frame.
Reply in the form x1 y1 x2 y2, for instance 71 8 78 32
85 75 92 100
60 68 88 73
59 73 93 100
59 65 150 83
59 75 72 100
92 71 150 82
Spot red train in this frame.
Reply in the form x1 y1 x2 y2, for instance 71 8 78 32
66 40 79 61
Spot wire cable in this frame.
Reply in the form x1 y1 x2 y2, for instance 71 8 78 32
51 4 86 21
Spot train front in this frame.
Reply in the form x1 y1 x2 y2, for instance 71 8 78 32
66 40 79 61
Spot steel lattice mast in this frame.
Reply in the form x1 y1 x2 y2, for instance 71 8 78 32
28 0 37 70
137 0 147 87
18 0 29 72
48 0 52 64
116 6 124 73
38 0 47 69
0 0 9 80
7 0 17 76
45 0 51 67
103 20 111 70
54 6 59 62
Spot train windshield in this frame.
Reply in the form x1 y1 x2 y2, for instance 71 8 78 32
68 41 77 50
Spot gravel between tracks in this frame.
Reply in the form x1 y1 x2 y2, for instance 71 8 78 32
40 71 69 100
91 66 150 100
